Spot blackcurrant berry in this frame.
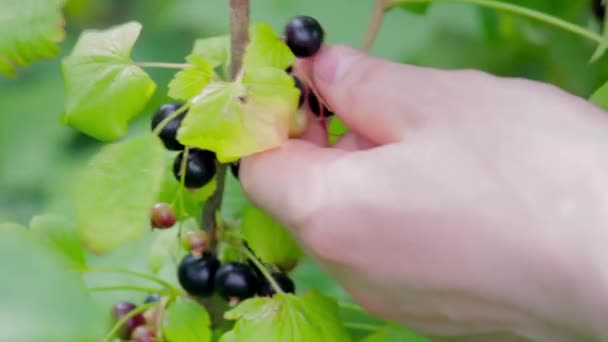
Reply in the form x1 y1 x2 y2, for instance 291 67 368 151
177 252 220 297
150 203 176 229
293 76 305 107
230 161 240 179
257 272 296 297
285 16 325 58
151 102 187 151
131 325 156 342
308 92 334 117
173 149 216 188
143 293 162 304
112 302 145 339
181 230 207 254
592 0 606 21
214 262 258 301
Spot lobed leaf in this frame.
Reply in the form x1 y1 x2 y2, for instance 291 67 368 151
222 290 352 342
61 21 156 141
74 134 166 254
163 298 212 342
243 22 296 70
0 0 67 77
191 35 231 68
168 55 215 101
241 206 302 269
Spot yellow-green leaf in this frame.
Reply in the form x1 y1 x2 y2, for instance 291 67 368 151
168 55 214 101
243 22 295 70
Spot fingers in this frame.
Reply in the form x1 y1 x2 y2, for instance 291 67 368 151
309 45 498 144
332 132 376 151
240 140 345 229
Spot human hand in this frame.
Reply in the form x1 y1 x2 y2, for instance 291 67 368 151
240 45 608 341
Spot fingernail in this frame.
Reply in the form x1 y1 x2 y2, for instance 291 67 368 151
313 46 360 84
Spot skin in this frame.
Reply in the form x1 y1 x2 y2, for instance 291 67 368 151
240 45 608 341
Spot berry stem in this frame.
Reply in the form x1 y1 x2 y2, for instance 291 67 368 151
136 62 190 69
338 301 367 313
79 267 181 295
201 0 250 249
388 0 604 44
152 104 189 136
361 0 389 51
240 243 286 295
102 302 157 342
88 285 164 294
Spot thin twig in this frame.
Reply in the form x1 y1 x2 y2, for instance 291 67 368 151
201 0 250 249
102 302 157 342
361 0 390 51
241 244 285 295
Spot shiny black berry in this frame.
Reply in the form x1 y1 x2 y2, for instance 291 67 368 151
143 293 162 304
173 149 216 188
151 102 186 151
308 92 334 117
257 272 296 297
592 0 606 21
230 161 240 179
214 262 258 301
177 253 220 297
285 16 325 58
112 302 145 339
293 76 305 107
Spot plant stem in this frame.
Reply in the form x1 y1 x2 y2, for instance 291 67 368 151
136 62 190 69
201 0 250 249
344 322 384 332
80 267 180 294
240 244 285 295
88 285 164 294
361 0 390 51
388 0 604 43
152 104 189 136
103 302 157 342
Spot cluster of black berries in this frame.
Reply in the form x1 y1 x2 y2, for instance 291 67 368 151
177 251 295 304
285 16 334 118
111 294 162 342
151 103 217 189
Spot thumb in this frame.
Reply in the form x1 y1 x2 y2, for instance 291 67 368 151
239 140 345 229
310 45 479 144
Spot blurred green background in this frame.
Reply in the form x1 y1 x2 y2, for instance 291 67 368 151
1 0 608 339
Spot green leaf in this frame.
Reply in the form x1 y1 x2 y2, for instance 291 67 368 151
148 226 182 274
0 0 67 77
243 22 295 70
168 55 215 101
191 35 230 68
241 206 302 269
75 134 166 254
29 214 86 268
361 323 430 342
390 2 431 15
0 226 103 341
61 21 156 141
222 290 351 342
590 80 608 111
163 297 212 342
591 13 608 62
178 68 299 162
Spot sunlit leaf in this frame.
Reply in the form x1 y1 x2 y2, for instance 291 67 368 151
61 21 156 141
75 134 166 254
590 80 608 111
0 0 66 77
168 55 215 101
163 297 212 342
29 214 86 268
241 206 302 270
178 68 299 162
243 22 295 70
191 35 230 68
222 290 351 341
